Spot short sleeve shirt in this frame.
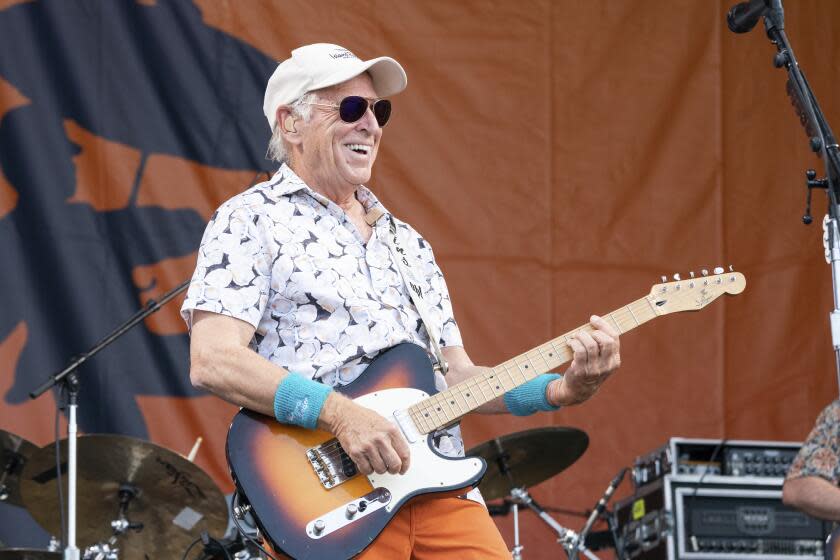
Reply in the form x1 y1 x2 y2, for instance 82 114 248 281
180 165 471 460
181 164 462 381
786 400 840 485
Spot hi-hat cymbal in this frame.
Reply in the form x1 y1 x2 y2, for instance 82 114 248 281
466 427 589 501
0 429 39 507
20 434 228 560
0 550 60 560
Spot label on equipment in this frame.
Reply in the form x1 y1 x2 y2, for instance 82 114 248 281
632 499 645 520
173 506 203 530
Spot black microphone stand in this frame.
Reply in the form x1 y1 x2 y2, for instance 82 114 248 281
28 278 190 560
736 0 840 393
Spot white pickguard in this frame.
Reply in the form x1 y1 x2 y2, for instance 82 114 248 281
355 388 485 512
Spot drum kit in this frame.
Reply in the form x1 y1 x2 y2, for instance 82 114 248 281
0 429 258 560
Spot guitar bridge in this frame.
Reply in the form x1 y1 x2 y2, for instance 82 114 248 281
306 440 358 489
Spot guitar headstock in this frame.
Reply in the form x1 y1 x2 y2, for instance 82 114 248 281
649 267 746 315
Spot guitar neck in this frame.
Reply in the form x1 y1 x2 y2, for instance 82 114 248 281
408 294 660 434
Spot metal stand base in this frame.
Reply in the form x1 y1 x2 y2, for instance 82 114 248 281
508 487 600 560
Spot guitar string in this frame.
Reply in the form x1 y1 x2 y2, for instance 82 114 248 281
395 302 645 435
318 283 740 461
305 300 654 470
295 281 741 479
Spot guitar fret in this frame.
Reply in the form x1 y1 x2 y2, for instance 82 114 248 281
507 364 528 386
536 346 553 371
644 296 658 316
631 301 651 326
459 385 473 410
501 363 518 391
552 344 567 369
441 392 463 418
415 404 433 430
429 397 447 426
485 372 501 398
548 340 564 367
608 313 622 334
437 394 455 425
425 401 444 428
409 409 424 431
525 352 542 374
627 305 640 326
474 376 492 402
449 392 465 415
616 308 632 330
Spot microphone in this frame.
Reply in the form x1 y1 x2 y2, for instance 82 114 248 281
578 467 628 544
726 0 769 34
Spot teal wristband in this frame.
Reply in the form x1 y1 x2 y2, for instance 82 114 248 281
504 373 562 416
273 373 332 429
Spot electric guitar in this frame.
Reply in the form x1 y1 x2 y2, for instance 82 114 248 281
227 269 747 559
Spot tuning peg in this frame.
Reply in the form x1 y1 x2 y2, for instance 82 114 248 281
689 271 695 278
661 275 667 283
728 265 734 272
701 269 709 276
673 273 681 281
713 266 724 274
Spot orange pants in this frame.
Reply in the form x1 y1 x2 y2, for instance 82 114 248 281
357 496 511 559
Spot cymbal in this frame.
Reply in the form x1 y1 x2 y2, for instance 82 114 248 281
20 434 228 560
0 550 60 560
466 427 588 501
0 429 39 507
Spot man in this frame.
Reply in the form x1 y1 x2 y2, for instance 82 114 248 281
783 399 840 522
181 43 621 559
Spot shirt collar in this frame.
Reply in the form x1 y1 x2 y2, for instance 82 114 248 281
269 163 391 224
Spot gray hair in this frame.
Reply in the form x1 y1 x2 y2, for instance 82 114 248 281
266 92 319 164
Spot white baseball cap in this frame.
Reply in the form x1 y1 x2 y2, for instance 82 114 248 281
262 43 407 129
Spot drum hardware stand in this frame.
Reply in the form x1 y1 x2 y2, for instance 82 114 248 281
491 438 599 560
28 279 190 560
508 487 600 560
0 446 25 501
115 483 143 529
728 0 840 394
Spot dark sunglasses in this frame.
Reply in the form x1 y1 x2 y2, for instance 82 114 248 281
304 96 392 127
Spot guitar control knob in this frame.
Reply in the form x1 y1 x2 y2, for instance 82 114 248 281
673 273 681 281
314 519 326 534
713 267 724 274
346 503 359 519
701 269 709 276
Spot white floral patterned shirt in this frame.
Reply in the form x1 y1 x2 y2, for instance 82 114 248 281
181 164 469 458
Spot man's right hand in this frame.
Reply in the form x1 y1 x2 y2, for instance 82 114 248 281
318 392 411 476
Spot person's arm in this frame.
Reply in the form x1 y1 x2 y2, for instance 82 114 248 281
442 315 621 414
782 476 840 522
189 310 410 476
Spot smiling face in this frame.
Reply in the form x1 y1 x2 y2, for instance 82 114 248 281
290 73 383 197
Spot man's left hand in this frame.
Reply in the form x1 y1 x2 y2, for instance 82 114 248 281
547 315 620 406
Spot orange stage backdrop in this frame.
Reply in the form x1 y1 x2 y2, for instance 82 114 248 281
2 1 839 557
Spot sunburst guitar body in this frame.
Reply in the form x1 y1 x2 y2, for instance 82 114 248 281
227 344 483 559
